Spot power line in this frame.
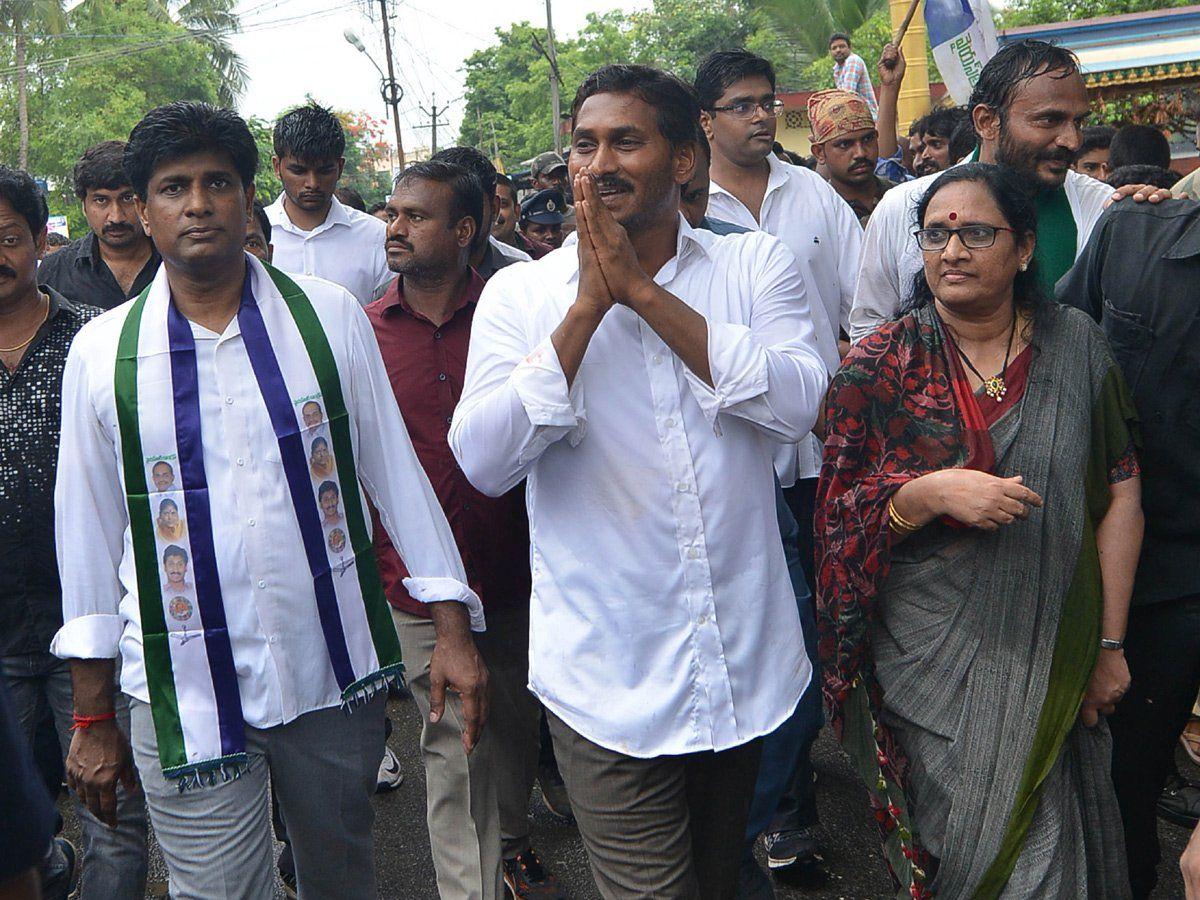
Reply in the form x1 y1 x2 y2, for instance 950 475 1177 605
0 2 357 78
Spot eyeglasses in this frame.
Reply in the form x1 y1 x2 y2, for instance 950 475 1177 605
914 225 1016 251
710 99 786 120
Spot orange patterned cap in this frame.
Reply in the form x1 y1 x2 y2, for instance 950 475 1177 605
808 89 875 145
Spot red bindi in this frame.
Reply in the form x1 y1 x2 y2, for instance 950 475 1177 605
948 212 958 221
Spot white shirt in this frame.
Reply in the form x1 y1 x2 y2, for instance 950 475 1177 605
707 153 860 481
449 217 828 757
266 194 391 306
849 167 1113 342
490 234 532 262
52 255 482 729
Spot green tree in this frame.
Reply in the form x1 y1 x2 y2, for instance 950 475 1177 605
458 0 802 169
752 0 887 60
1 0 66 168
998 0 1194 27
148 0 246 106
0 0 224 232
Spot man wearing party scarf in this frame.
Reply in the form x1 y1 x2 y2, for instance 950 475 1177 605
52 102 486 899
850 40 1169 343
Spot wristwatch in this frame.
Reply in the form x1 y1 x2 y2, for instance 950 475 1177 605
1100 637 1124 651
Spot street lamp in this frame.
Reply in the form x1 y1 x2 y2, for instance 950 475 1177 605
345 27 406 169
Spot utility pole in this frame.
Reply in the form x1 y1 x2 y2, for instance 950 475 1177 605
418 96 450 156
545 0 562 155
378 0 406 168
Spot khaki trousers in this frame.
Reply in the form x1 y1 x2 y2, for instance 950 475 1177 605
547 711 762 900
392 603 541 900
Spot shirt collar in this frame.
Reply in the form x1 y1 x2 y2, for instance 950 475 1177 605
268 193 352 233
708 154 790 205
76 231 99 265
376 269 485 322
564 213 709 285
1166 209 1200 260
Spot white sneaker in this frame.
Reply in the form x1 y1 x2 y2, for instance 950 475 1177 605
376 744 404 793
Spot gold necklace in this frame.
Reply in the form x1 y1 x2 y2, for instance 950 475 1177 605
0 294 50 354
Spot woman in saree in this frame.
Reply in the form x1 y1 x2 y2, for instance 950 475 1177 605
817 163 1143 898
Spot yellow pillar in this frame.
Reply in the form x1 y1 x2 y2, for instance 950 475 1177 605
890 0 931 134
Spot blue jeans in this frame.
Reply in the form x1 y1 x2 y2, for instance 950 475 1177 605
744 480 824 843
1 652 148 898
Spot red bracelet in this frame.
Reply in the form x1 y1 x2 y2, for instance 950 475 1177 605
71 711 117 730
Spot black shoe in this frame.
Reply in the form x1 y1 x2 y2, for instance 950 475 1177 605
503 848 567 899
537 765 573 821
764 826 820 870
1158 775 1200 829
42 837 78 900
738 852 776 899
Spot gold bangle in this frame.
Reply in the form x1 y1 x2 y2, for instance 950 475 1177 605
888 498 920 535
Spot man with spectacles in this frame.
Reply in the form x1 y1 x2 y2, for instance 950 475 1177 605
808 89 897 225
695 48 862 888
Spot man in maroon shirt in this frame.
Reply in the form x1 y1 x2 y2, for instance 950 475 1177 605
366 160 564 900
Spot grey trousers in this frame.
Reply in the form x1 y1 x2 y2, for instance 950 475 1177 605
393 603 541 900
129 694 384 900
2 652 148 899
546 711 762 900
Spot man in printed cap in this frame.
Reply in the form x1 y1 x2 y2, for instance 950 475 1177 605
808 88 896 225
518 189 566 251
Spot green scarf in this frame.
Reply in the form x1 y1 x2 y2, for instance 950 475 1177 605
1032 186 1077 295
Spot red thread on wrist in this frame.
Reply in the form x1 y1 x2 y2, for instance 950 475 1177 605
71 711 116 730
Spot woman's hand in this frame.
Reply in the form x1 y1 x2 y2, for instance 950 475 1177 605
908 469 1043 531
1080 648 1131 727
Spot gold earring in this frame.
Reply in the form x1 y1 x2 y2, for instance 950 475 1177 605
1019 262 1028 271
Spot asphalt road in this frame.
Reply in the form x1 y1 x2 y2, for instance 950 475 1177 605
65 694 1191 898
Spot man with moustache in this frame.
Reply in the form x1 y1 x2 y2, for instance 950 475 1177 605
493 174 552 259
910 106 976 177
55 102 483 899
451 64 830 897
367 159 564 900
0 165 149 899
266 102 391 305
39 141 160 311
849 39 1169 342
808 89 896 225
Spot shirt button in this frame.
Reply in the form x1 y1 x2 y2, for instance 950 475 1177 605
445 416 452 425
224 396 234 405
665 417 676 428
236 457 245 467
247 517 256 527
652 355 663 364
697 614 707 626
269 635 279 645
438 373 447 382
257 579 266 589
434 331 442 340
676 482 689 493
687 547 700 559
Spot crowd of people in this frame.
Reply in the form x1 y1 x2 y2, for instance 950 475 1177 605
1 29 1199 900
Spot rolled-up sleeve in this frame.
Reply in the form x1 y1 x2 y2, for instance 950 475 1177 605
51 333 127 660
684 235 829 441
450 273 585 497
345 300 485 631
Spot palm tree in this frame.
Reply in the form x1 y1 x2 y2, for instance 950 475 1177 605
150 0 246 106
751 0 887 59
4 0 66 168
